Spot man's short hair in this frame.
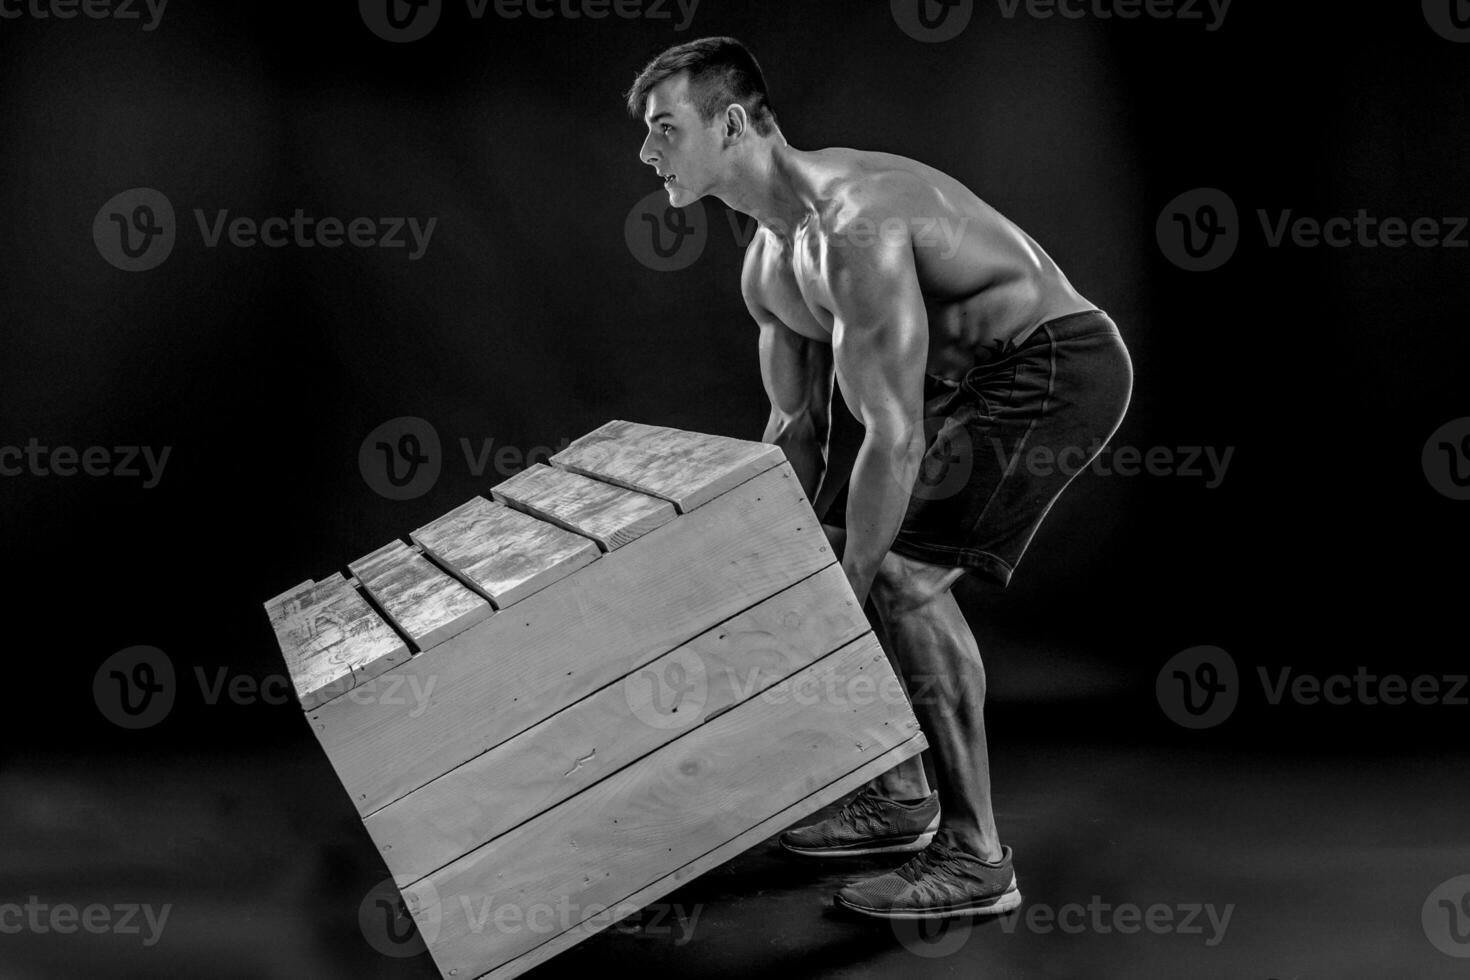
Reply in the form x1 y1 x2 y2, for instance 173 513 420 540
625 36 779 137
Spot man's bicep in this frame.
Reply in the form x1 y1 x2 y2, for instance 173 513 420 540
757 316 833 420
827 239 928 436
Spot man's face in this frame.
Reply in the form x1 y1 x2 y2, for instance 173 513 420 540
639 74 726 207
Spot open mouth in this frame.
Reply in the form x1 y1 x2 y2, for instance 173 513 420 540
663 174 677 186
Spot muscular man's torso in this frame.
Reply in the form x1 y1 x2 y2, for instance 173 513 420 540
743 147 1096 380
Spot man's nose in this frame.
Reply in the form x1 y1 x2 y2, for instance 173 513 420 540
640 135 658 166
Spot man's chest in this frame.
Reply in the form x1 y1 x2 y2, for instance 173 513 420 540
749 244 835 341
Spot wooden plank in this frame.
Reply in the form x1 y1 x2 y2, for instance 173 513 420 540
348 540 494 651
478 732 928 980
491 463 675 551
263 574 410 710
365 564 868 885
405 635 922 980
551 420 786 512
311 463 828 817
410 496 599 609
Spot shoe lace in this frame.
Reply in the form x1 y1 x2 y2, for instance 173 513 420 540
838 787 890 834
895 835 970 888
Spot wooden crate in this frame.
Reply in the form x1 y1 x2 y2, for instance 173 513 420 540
264 420 928 980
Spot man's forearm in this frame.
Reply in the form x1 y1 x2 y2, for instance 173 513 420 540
763 410 828 501
841 431 923 604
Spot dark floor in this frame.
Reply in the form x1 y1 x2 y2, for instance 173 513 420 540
3 734 1466 980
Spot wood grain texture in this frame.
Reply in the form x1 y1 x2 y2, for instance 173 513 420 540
476 732 928 980
550 420 786 512
365 564 866 885
311 463 827 817
410 496 599 608
348 540 494 651
263 574 410 710
405 635 922 980
491 463 675 551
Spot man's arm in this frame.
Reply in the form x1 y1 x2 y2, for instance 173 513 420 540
756 317 833 501
825 216 929 605
744 244 834 501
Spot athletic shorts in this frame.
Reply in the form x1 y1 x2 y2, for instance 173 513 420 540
825 308 1133 587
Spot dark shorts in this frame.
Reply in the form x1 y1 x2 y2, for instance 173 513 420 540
826 309 1133 587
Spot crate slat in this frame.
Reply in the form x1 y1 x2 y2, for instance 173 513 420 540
551 420 785 512
264 574 410 710
491 463 675 551
349 539 494 651
411 496 599 608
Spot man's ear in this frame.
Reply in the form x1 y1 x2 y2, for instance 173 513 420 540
722 104 748 144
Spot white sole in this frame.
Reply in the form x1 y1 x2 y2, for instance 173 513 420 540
835 876 1023 920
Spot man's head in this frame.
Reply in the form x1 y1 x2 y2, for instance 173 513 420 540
626 36 780 206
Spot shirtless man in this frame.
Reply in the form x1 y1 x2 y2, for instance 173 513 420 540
627 37 1132 920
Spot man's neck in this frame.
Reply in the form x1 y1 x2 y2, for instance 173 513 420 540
713 141 813 241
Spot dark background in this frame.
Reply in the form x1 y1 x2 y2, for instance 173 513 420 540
1 2 1467 978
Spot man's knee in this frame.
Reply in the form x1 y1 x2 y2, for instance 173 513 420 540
870 550 963 617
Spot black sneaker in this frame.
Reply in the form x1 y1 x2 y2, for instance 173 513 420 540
779 787 940 857
833 836 1021 919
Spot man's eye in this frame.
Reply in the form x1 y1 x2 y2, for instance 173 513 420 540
661 125 673 135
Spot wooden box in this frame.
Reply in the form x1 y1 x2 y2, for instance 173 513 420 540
263 420 927 980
